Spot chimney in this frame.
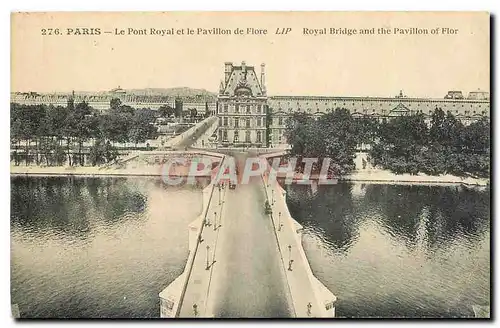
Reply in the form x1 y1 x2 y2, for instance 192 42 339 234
242 61 246 73
260 63 266 92
224 62 233 84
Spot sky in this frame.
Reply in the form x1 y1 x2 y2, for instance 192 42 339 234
11 12 490 98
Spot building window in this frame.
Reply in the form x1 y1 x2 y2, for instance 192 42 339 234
234 117 239 128
223 104 228 112
245 130 250 142
223 130 228 141
257 104 262 113
235 104 240 113
246 118 250 128
257 131 262 143
257 117 262 127
234 131 239 143
223 117 228 126
246 105 251 113
279 117 284 126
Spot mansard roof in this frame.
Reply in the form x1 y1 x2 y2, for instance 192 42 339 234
222 65 264 97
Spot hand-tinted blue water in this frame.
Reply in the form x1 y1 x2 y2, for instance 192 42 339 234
284 183 490 318
11 176 208 318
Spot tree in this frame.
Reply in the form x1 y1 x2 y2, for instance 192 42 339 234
71 101 97 166
110 98 122 110
284 108 358 176
204 102 211 118
354 116 379 147
189 108 198 119
158 105 174 118
370 110 489 178
174 98 183 118
429 107 446 144
100 113 130 145
128 110 158 147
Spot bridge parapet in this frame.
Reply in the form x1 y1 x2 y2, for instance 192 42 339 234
159 155 228 318
261 173 337 318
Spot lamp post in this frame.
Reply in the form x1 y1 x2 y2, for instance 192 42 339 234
272 189 275 205
213 211 217 231
278 211 282 231
218 184 221 205
205 245 211 270
288 245 293 271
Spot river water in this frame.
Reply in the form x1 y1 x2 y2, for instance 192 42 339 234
284 182 490 318
11 177 490 318
11 176 208 318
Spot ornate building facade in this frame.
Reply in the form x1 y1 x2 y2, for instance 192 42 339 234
216 61 268 147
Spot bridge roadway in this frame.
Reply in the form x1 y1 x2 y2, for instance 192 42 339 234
174 118 217 150
206 180 294 318
176 152 294 318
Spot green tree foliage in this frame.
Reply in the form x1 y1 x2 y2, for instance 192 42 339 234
189 108 198 119
89 139 119 166
110 98 122 110
10 100 158 167
128 110 158 147
158 105 175 118
370 108 489 178
284 108 357 176
284 106 489 178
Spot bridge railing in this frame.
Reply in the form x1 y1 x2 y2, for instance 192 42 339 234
259 170 336 317
174 154 226 317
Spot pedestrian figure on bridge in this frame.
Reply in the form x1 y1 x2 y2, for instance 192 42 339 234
307 302 312 316
193 304 198 317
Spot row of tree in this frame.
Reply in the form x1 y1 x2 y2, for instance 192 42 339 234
157 103 211 120
283 108 490 178
370 109 490 178
11 100 158 167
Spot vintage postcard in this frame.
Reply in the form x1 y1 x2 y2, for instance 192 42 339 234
10 12 490 319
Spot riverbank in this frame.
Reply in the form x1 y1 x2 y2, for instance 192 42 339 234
273 169 488 187
9 164 211 178
345 169 489 187
11 165 489 187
